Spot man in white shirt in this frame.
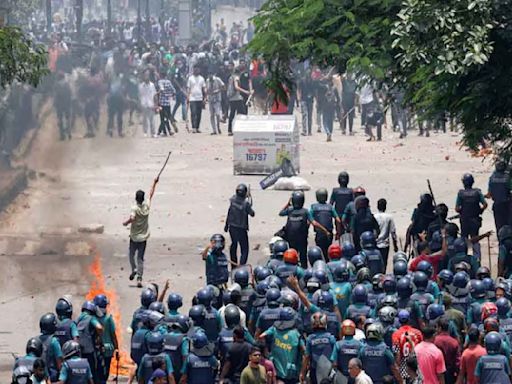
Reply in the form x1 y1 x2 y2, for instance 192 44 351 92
138 70 157 137
374 198 398 272
358 83 374 137
187 66 206 133
349 358 374 384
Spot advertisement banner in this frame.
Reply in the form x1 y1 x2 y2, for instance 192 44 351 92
233 115 300 175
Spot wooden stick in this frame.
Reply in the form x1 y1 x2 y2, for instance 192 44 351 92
157 151 172 179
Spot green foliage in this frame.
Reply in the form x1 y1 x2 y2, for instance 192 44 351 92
249 0 512 157
0 27 48 89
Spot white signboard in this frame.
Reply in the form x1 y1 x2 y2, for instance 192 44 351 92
233 115 300 175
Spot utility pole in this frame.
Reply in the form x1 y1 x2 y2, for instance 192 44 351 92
46 0 52 32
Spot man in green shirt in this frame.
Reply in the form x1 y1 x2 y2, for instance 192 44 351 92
240 347 267 384
123 177 159 287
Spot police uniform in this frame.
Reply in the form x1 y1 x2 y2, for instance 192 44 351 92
456 187 486 259
58 356 93 384
309 203 338 261
280 207 310 268
305 331 336 384
488 170 512 233
226 195 255 265
205 251 229 287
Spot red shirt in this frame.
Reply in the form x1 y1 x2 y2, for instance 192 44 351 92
459 344 486 384
434 332 461 373
415 341 446 384
392 325 423 377
409 252 445 278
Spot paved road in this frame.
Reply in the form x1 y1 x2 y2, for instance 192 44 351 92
0 103 496 379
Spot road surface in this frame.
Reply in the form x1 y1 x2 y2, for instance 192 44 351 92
0 101 496 379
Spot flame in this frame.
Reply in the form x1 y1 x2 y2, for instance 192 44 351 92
85 254 136 378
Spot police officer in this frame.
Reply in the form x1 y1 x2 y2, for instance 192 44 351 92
131 310 151 367
410 272 435 316
55 298 78 348
275 248 305 286
93 294 118 384
165 293 183 325
180 332 219 384
132 288 157 332
496 298 512 342
408 194 437 244
37 313 63 383
351 197 380 253
317 290 341 339
345 284 372 322
310 188 341 259
447 238 479 278
301 312 336 384
397 277 424 329
359 324 401 384
330 262 353 319
456 173 488 260
76 301 103 383
203 234 229 289
467 280 488 326
360 231 384 276
224 184 255 265
248 281 269 333
498 225 512 278
218 305 255 367
233 269 255 317
163 314 190 383
196 288 222 343
279 191 310 268
330 172 354 232
475 331 512 384
12 338 43 375
57 340 94 384
342 186 366 234
486 161 512 233
254 288 281 340
451 271 472 313
138 331 174 384
331 319 363 379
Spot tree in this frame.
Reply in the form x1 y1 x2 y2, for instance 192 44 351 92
0 26 48 89
391 0 512 156
248 0 401 102
248 0 512 157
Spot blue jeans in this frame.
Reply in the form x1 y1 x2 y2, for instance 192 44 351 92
323 110 334 136
172 92 187 121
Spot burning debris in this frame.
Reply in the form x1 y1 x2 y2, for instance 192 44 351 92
85 254 135 379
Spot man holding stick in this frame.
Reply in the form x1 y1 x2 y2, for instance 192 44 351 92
123 177 159 287
123 152 170 287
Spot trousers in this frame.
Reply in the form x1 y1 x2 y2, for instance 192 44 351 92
315 231 332 262
129 240 147 279
229 226 249 265
189 100 203 130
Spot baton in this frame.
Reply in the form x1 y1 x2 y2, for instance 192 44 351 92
487 235 492 276
157 151 172 180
